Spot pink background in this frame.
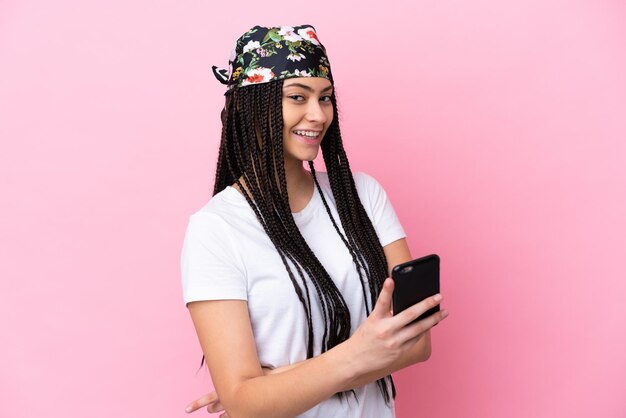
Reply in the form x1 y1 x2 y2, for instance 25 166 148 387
1 1 625 417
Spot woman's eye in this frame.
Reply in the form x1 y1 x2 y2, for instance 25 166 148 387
287 94 332 103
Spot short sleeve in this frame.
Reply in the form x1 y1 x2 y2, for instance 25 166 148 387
180 212 247 306
354 171 407 247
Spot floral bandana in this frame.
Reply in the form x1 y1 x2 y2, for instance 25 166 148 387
212 25 333 93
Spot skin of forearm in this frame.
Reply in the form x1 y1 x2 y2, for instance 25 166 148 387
264 331 432 392
224 342 357 418
341 331 432 391
225 334 429 417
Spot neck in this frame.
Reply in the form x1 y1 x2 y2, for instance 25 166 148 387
283 158 313 199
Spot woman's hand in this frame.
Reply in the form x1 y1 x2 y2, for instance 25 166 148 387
185 390 226 416
343 277 448 377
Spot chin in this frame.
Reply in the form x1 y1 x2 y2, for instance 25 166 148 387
297 154 320 162
304 148 321 159
285 145 321 162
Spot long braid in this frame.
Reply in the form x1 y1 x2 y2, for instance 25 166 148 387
321 91 396 401
309 162 373 341
208 79 396 403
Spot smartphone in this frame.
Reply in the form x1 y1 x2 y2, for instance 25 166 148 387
391 254 440 323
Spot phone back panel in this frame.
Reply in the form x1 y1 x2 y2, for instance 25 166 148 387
392 254 440 321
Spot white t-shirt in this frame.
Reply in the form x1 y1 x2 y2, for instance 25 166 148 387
181 170 406 418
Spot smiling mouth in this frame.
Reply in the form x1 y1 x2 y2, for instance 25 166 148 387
292 130 322 139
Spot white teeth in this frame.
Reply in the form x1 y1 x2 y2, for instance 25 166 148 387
293 130 320 138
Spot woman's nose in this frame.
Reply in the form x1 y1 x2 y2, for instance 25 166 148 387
305 100 328 124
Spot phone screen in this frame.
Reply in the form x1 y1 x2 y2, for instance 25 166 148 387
391 254 440 322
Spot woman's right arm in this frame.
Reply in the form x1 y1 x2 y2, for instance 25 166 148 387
188 278 447 418
188 299 353 418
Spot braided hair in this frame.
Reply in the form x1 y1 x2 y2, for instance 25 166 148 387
206 78 396 404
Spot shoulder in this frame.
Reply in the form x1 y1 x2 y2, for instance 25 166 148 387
351 170 406 246
189 188 233 224
186 209 229 234
314 170 389 207
181 198 241 276
184 191 244 249
352 170 388 197
187 186 251 230
182 211 237 259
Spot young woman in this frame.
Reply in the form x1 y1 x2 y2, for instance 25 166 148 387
181 24 449 418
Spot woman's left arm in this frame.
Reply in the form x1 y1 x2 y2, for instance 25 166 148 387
266 238 433 373
256 238 431 373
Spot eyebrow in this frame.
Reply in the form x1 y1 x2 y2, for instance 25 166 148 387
283 82 334 93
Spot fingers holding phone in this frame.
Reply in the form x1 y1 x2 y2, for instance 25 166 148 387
394 294 448 346
392 292 446 326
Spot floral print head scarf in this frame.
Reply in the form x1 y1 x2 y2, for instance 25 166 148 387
212 24 333 93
